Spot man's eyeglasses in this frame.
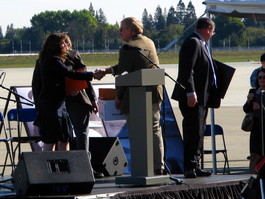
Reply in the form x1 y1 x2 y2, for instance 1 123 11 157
258 75 265 80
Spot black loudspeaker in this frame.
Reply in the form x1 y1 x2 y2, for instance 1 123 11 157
89 137 128 176
13 151 95 196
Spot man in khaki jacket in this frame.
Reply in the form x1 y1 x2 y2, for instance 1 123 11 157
102 17 165 175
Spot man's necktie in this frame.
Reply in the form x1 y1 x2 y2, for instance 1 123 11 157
205 43 217 88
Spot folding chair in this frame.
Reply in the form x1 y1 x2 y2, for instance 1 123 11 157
7 108 42 165
0 112 14 176
202 124 230 174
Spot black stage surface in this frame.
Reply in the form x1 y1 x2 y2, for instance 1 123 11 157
0 173 252 199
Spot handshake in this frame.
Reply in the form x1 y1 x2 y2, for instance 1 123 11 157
93 68 106 80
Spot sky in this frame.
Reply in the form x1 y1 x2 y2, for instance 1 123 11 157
0 0 206 35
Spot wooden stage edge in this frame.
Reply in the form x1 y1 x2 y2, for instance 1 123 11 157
0 173 252 199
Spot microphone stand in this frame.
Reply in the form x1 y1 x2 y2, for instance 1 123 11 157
137 50 185 89
0 96 31 105
0 84 34 106
0 83 34 138
0 77 34 191
0 72 34 106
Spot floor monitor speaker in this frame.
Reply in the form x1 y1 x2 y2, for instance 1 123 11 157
89 137 128 176
13 150 94 196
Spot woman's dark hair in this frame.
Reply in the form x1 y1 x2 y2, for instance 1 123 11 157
255 67 265 88
260 53 265 62
39 33 67 63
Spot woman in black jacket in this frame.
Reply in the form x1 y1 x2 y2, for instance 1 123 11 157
32 33 104 151
243 67 265 173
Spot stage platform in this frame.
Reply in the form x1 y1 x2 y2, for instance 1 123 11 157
0 173 252 199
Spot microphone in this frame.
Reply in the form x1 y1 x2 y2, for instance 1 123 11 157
123 44 150 51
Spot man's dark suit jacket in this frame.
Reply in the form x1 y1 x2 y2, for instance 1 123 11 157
172 32 219 108
171 33 235 108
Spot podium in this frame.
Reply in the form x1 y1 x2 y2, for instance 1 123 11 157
115 69 170 186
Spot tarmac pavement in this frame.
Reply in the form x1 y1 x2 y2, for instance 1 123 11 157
0 61 261 175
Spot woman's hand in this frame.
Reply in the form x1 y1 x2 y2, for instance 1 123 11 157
70 90 79 96
92 102 99 114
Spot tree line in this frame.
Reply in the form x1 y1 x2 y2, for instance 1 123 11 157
0 0 265 54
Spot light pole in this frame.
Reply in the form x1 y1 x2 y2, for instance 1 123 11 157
92 38 94 53
247 38 250 49
28 41 31 53
228 36 231 51
12 41 14 53
82 36 85 52
20 40 22 54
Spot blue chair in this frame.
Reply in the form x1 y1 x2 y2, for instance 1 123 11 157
7 108 42 165
202 124 230 174
0 112 14 176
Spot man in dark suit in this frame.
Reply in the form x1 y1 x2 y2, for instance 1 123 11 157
172 17 217 178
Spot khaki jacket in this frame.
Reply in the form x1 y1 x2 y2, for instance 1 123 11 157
111 34 163 114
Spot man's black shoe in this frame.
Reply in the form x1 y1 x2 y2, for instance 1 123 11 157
93 171 104 178
184 169 197 178
195 168 211 177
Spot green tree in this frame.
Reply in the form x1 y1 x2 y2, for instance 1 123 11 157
5 24 15 40
6 4 265 53
0 27 3 39
183 1 197 28
142 9 154 31
243 19 265 28
142 9 149 28
147 14 154 30
30 10 97 51
246 27 265 46
5 25 29 53
0 38 11 53
30 10 72 34
105 24 120 49
22 26 46 52
176 0 186 25
89 2 95 16
96 8 107 25
154 5 166 30
213 15 246 47
66 9 97 49
157 24 184 49
93 27 105 49
167 6 176 26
